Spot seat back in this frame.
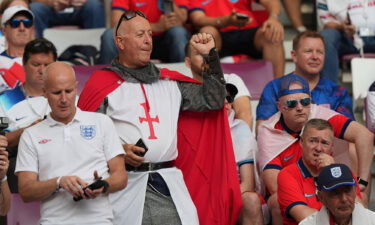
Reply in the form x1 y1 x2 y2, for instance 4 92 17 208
221 60 274 100
7 194 40 225
351 58 375 101
44 28 106 56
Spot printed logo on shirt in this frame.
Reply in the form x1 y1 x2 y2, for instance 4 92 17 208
201 0 212 6
283 154 295 161
80 125 96 140
15 116 26 121
135 2 147 7
304 193 315 198
38 139 51 144
228 0 239 3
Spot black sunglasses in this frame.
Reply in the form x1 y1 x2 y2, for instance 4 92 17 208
6 18 33 28
284 97 311 109
115 10 147 35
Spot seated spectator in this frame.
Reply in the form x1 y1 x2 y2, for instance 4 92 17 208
1 5 34 62
256 31 354 130
0 0 30 53
0 5 34 92
16 62 127 224
185 41 253 128
30 0 105 38
277 120 362 225
188 0 285 78
318 0 375 83
0 134 11 216
257 75 373 225
99 0 190 64
1 38 57 194
226 83 265 225
300 163 375 225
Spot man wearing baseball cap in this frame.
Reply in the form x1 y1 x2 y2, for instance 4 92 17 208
0 5 34 92
300 164 375 225
257 75 373 224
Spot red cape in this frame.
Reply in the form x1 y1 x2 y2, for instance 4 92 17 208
77 68 242 225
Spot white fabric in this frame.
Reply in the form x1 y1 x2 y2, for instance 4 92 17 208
367 91 375 129
224 73 251 99
317 0 349 25
106 80 199 225
348 0 375 33
0 36 5 54
16 109 124 225
0 96 50 131
299 203 375 225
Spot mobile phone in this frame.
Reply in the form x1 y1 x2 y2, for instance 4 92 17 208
73 178 108 201
163 0 174 15
135 138 148 157
73 177 108 202
236 13 249 20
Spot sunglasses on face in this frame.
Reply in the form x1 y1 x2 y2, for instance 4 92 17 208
284 97 311 109
6 18 33 28
115 10 147 35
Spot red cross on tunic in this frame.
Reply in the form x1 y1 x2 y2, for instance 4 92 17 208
139 102 159 139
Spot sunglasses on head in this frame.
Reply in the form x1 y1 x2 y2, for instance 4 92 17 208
115 10 147 35
6 18 33 28
284 97 311 108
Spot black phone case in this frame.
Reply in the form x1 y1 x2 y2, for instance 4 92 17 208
135 138 148 157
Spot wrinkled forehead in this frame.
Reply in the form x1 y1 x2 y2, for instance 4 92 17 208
117 15 151 35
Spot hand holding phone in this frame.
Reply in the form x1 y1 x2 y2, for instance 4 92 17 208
135 138 148 157
73 177 109 201
236 13 249 20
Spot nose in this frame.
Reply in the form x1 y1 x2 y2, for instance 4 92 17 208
144 32 152 44
295 101 303 110
38 65 45 75
60 91 67 103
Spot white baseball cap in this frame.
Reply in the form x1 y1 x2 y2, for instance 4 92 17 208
1 5 34 27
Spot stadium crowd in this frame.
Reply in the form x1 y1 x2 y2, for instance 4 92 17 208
0 0 375 225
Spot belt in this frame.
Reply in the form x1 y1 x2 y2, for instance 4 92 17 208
126 160 175 172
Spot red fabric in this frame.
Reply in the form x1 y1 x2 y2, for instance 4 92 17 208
189 0 259 32
176 109 242 225
78 68 242 225
0 62 25 88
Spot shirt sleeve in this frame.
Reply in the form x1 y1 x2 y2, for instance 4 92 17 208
264 156 282 170
225 73 251 99
101 114 125 161
15 128 39 173
317 0 340 25
277 168 308 219
256 81 278 120
332 86 355 120
328 114 352 139
112 0 129 11
178 48 226 112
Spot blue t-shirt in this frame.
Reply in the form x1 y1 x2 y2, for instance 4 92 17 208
256 73 354 120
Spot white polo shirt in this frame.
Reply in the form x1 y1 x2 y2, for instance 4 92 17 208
16 109 124 225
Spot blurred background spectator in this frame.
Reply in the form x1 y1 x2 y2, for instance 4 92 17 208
30 0 105 38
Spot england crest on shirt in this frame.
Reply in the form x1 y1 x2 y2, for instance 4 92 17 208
80 125 96 140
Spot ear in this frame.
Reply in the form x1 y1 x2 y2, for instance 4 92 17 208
277 101 282 112
115 36 125 50
291 50 297 63
184 56 191 69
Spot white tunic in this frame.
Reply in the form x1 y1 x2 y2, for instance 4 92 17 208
299 203 375 225
16 109 124 225
107 80 199 225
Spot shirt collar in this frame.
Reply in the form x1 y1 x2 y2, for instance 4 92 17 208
45 108 82 126
297 158 313 178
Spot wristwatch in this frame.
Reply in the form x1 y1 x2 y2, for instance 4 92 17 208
357 177 368 187
56 176 62 192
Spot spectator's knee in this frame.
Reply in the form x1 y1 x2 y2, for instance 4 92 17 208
82 0 104 9
242 192 262 211
30 2 51 14
102 28 114 43
166 26 189 40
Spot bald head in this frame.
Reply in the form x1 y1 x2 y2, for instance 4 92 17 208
115 14 152 68
43 62 77 124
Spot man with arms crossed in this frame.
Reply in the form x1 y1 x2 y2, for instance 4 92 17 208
16 62 127 224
